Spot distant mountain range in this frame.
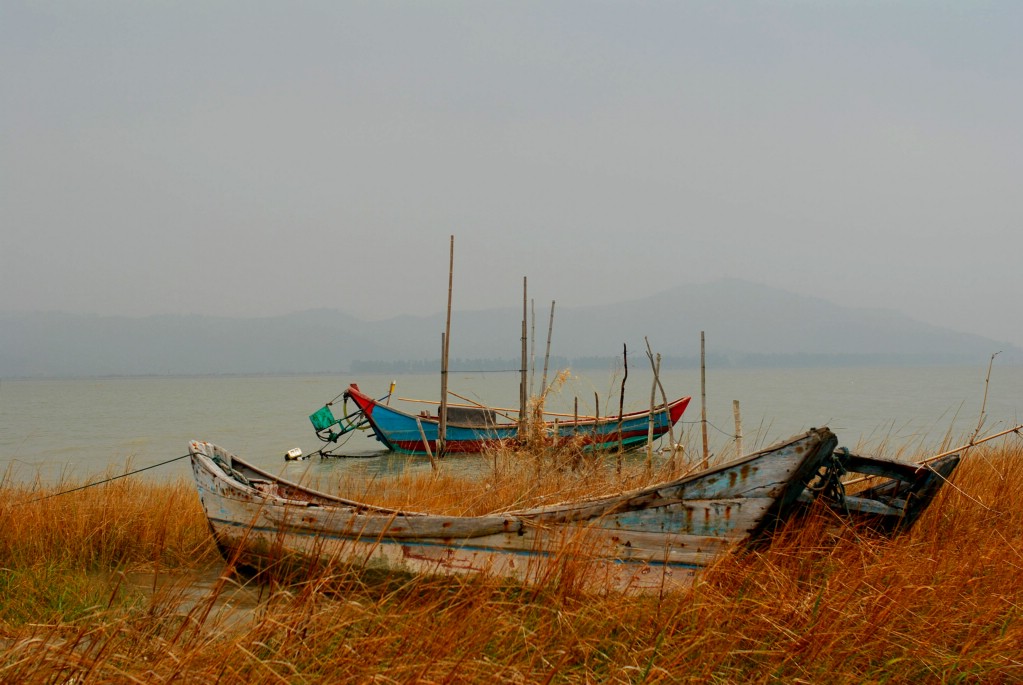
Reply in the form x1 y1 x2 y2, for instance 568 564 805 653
1 279 1017 378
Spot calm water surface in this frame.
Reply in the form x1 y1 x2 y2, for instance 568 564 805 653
2 365 1021 485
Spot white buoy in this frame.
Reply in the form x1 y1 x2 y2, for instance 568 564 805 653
284 447 303 461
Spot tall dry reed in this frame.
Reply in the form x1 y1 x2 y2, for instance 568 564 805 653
0 473 218 626
1 440 1021 683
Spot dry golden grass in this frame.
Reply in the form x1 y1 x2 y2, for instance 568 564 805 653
1 439 1022 683
0 473 219 626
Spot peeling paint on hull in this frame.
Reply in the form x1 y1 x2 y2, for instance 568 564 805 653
190 428 838 593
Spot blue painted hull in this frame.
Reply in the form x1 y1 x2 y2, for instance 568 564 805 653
344 383 691 456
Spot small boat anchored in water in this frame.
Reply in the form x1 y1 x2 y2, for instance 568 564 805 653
309 383 692 457
189 427 960 593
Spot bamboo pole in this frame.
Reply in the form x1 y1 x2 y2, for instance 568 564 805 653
541 300 555 393
438 235 454 456
967 351 1000 456
700 331 709 470
645 337 677 466
845 356 1014 487
646 352 658 469
617 343 628 472
529 299 536 399
519 277 528 438
918 424 1023 465
439 332 447 455
842 423 1023 487
733 399 743 458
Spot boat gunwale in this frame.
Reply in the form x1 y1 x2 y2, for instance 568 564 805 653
344 383 692 431
189 426 834 527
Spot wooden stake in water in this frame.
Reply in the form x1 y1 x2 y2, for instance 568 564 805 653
618 343 628 472
416 417 437 471
519 277 528 438
701 331 709 470
541 300 555 394
529 298 536 399
439 332 448 455
645 336 677 466
646 351 659 469
438 236 454 456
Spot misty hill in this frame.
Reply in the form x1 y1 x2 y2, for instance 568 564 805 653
1 279 1016 378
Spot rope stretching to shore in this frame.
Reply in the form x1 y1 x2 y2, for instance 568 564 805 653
25 453 192 504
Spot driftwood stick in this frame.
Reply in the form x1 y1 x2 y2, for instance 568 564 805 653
415 417 437 471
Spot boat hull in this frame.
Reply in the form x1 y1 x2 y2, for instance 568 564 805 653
190 427 837 593
344 384 692 456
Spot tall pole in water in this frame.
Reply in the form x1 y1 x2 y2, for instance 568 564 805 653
519 277 528 438
701 330 709 469
540 300 555 395
438 236 454 456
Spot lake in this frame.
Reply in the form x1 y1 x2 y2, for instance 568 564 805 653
2 364 1021 486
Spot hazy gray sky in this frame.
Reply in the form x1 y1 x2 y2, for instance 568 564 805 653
3 2 1021 344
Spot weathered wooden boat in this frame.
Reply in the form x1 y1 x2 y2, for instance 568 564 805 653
190 427 961 592
798 447 961 533
310 383 692 457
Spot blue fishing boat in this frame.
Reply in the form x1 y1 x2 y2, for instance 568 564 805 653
313 383 691 456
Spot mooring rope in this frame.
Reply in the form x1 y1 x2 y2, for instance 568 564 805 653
679 418 736 438
25 453 192 504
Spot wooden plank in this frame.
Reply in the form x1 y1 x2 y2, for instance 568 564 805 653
797 491 906 517
842 453 928 482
